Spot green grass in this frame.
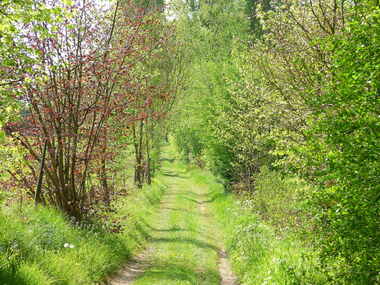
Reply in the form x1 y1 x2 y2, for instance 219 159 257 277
190 168 328 285
130 157 221 285
0 173 167 285
122 146 327 285
1 146 330 285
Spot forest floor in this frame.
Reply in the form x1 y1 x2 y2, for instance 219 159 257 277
109 157 237 285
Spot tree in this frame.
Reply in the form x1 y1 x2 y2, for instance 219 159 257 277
3 0 166 218
0 0 63 140
303 2 380 281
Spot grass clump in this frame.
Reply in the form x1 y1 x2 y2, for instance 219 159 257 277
0 176 166 285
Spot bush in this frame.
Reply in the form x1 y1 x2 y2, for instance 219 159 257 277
251 166 311 236
302 5 380 282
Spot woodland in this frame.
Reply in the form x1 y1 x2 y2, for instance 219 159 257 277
0 0 379 284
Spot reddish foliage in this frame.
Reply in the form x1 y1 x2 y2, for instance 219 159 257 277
4 0 174 219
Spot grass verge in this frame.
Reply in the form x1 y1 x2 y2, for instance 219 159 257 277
190 167 327 285
0 176 167 285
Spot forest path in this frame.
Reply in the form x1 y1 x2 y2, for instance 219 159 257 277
110 156 237 285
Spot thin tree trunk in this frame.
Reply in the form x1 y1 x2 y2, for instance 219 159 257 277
35 141 47 207
101 128 110 206
145 123 152 185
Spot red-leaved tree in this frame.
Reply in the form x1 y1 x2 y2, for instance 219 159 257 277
4 0 168 218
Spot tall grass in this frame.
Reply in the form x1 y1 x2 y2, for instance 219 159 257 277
0 177 166 285
191 167 327 285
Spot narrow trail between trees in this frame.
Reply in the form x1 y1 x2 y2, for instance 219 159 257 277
110 157 238 285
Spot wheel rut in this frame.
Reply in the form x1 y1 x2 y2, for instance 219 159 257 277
108 163 238 285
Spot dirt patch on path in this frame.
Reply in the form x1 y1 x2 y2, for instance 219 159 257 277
107 249 152 285
199 201 238 285
218 249 238 285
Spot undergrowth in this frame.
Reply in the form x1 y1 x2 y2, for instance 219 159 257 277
0 177 166 285
191 167 327 285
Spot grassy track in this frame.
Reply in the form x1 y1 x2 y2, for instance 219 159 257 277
111 155 236 285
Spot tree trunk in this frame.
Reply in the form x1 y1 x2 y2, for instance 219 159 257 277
35 141 47 207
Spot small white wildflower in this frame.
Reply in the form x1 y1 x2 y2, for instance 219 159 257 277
64 243 70 248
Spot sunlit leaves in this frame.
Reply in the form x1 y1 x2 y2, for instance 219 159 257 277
0 0 65 130
302 4 380 281
173 0 378 283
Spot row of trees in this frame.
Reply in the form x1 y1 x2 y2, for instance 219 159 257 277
0 0 182 219
172 0 379 283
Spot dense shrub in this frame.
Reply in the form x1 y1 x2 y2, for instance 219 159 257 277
172 0 379 283
302 5 380 282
